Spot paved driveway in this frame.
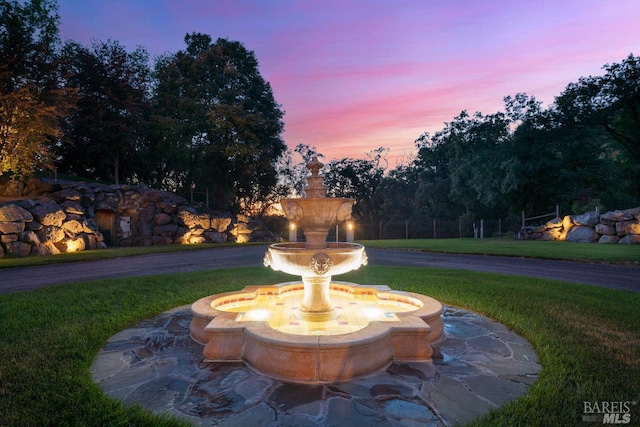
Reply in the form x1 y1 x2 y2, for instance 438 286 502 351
1 245 638 295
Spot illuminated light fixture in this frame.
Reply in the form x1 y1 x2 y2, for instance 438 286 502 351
289 222 297 242
363 307 385 319
346 220 354 242
243 309 271 321
65 238 84 252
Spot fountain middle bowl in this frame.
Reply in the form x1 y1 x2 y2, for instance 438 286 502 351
265 242 367 277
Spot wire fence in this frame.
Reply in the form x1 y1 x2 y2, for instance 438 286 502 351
348 217 523 240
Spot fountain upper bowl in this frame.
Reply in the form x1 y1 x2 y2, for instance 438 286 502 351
281 197 354 230
265 242 366 277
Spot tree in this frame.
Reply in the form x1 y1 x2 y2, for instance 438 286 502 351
152 34 286 212
412 131 465 220
0 0 74 178
412 110 513 219
554 54 640 204
274 143 323 199
323 147 388 225
57 39 151 184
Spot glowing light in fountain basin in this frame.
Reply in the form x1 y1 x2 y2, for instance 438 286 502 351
211 281 424 336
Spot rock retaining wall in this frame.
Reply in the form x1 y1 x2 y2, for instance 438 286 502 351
0 179 279 258
517 207 640 244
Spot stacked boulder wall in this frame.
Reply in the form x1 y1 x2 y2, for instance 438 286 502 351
0 179 280 258
518 207 640 244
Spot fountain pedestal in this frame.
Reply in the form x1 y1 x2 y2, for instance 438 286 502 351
299 276 334 321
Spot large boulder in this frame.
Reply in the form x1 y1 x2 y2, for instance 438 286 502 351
173 227 190 244
573 211 600 227
139 190 164 205
63 220 85 236
153 223 179 237
186 234 206 244
56 237 85 253
27 220 43 231
600 208 640 225
50 189 82 203
540 228 562 241
619 234 640 244
211 217 232 232
82 234 98 250
154 213 172 226
37 226 65 243
615 221 640 236
0 221 25 234
20 231 40 245
565 226 600 243
135 205 156 241
0 204 33 222
31 241 60 256
0 234 17 244
61 200 85 215
0 179 25 197
175 207 210 229
5 241 32 257
31 202 66 226
25 179 59 196
545 217 563 229
203 231 227 243
595 223 615 235
598 235 621 244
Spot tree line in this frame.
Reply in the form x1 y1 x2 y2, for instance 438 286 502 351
2 0 638 225
1 0 285 213
281 54 639 231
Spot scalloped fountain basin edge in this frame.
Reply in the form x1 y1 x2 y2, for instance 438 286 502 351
190 281 444 383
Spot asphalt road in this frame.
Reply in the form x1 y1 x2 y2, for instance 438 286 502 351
1 245 638 295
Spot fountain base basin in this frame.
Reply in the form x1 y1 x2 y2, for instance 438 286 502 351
190 281 443 383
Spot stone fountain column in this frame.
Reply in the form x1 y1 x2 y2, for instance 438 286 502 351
299 254 335 321
273 156 358 321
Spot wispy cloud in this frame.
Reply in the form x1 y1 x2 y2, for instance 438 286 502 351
57 0 640 163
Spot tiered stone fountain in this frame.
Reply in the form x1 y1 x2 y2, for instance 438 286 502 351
190 157 444 383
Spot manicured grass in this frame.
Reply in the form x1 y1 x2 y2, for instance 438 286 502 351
362 238 640 264
1 266 638 426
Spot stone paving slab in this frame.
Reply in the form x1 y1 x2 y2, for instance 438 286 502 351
91 305 541 426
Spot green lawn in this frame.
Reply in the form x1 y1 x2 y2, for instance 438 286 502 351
361 238 640 264
1 264 639 426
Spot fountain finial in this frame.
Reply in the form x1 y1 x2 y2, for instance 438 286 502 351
304 156 328 198
306 156 323 175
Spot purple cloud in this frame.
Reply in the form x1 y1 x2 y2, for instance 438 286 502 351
57 0 640 163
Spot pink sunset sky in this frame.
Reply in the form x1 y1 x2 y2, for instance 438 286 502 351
56 0 639 165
